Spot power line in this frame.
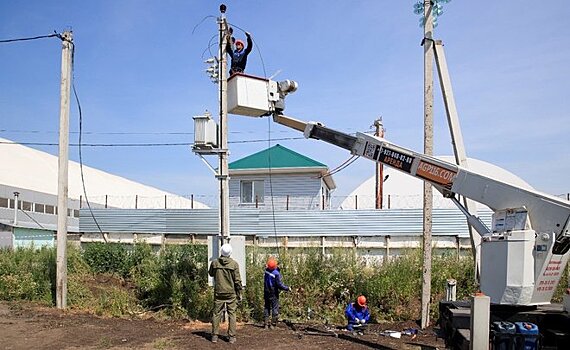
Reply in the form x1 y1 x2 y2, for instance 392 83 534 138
0 32 61 44
0 129 296 135
0 137 306 147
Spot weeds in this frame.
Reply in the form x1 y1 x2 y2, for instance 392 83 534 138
5 242 553 324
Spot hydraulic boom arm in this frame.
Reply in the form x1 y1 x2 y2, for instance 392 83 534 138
273 112 570 305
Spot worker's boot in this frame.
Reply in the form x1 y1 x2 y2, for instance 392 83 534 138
264 317 270 330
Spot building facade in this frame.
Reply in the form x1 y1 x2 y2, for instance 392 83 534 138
228 144 336 210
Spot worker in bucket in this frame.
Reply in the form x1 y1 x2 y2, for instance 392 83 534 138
209 243 242 344
226 29 253 76
345 295 370 332
264 257 291 329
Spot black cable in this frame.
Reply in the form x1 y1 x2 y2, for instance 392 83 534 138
267 116 281 259
201 34 218 61
0 137 305 147
0 128 296 135
191 15 217 35
322 156 360 177
0 32 60 44
319 155 360 178
69 41 107 243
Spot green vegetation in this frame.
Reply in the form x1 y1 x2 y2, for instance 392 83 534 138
1 243 565 323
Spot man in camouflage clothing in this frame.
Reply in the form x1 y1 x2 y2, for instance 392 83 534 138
209 243 242 344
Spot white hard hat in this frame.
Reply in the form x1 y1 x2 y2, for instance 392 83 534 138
221 243 232 257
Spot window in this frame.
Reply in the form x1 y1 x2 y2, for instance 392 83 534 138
240 180 264 204
34 204 45 213
45 205 55 214
22 201 32 211
0 198 8 208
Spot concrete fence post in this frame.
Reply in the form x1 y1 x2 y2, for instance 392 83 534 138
446 279 457 301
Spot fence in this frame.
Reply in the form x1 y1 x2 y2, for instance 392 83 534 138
76 193 505 210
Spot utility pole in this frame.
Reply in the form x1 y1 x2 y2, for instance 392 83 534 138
421 0 434 329
374 118 384 209
56 30 73 309
218 6 230 243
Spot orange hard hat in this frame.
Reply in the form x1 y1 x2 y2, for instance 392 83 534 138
357 295 367 307
266 258 277 270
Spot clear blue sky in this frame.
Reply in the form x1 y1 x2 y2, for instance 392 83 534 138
1 0 569 202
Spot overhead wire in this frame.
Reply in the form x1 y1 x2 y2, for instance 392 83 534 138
225 20 277 258
0 32 61 44
0 137 305 147
318 155 360 178
267 115 281 259
191 15 217 35
0 129 297 135
68 37 108 243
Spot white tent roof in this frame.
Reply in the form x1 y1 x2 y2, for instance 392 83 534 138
0 138 208 209
340 156 533 210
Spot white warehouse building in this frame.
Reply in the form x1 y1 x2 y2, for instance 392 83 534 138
0 138 207 248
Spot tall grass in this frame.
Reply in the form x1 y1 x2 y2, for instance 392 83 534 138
4 243 565 324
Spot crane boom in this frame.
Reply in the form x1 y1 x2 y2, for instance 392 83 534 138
273 113 570 306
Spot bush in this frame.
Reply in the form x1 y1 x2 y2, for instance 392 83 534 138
82 243 130 277
0 242 480 323
243 247 477 323
0 246 55 303
131 244 210 319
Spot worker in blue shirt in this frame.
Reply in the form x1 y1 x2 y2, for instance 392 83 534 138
226 30 253 76
345 295 370 331
264 258 291 329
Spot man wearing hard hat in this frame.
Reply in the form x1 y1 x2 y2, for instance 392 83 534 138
263 257 291 329
345 295 370 333
209 243 242 344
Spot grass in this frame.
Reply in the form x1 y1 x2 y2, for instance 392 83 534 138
3 242 565 324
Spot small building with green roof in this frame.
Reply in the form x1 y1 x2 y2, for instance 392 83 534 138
228 144 336 210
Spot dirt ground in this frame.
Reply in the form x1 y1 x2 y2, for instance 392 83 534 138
0 302 447 349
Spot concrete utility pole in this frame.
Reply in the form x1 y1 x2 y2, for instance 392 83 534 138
218 7 230 243
56 30 73 309
374 118 384 209
421 0 434 329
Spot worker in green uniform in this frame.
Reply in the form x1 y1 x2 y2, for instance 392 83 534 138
209 243 242 344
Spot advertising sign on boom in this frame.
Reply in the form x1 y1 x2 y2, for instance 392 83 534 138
416 160 457 189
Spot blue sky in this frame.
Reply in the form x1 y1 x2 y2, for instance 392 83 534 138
1 0 569 203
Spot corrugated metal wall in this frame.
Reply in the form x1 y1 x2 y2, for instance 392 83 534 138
13 227 55 248
80 208 492 237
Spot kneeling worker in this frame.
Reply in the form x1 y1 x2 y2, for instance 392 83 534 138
345 295 370 332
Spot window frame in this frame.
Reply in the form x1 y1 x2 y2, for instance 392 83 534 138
240 180 265 204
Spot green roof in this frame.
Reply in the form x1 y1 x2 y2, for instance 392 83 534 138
229 144 326 170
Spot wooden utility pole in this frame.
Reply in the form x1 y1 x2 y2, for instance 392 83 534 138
374 118 384 209
218 8 230 243
56 30 73 309
421 0 434 329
